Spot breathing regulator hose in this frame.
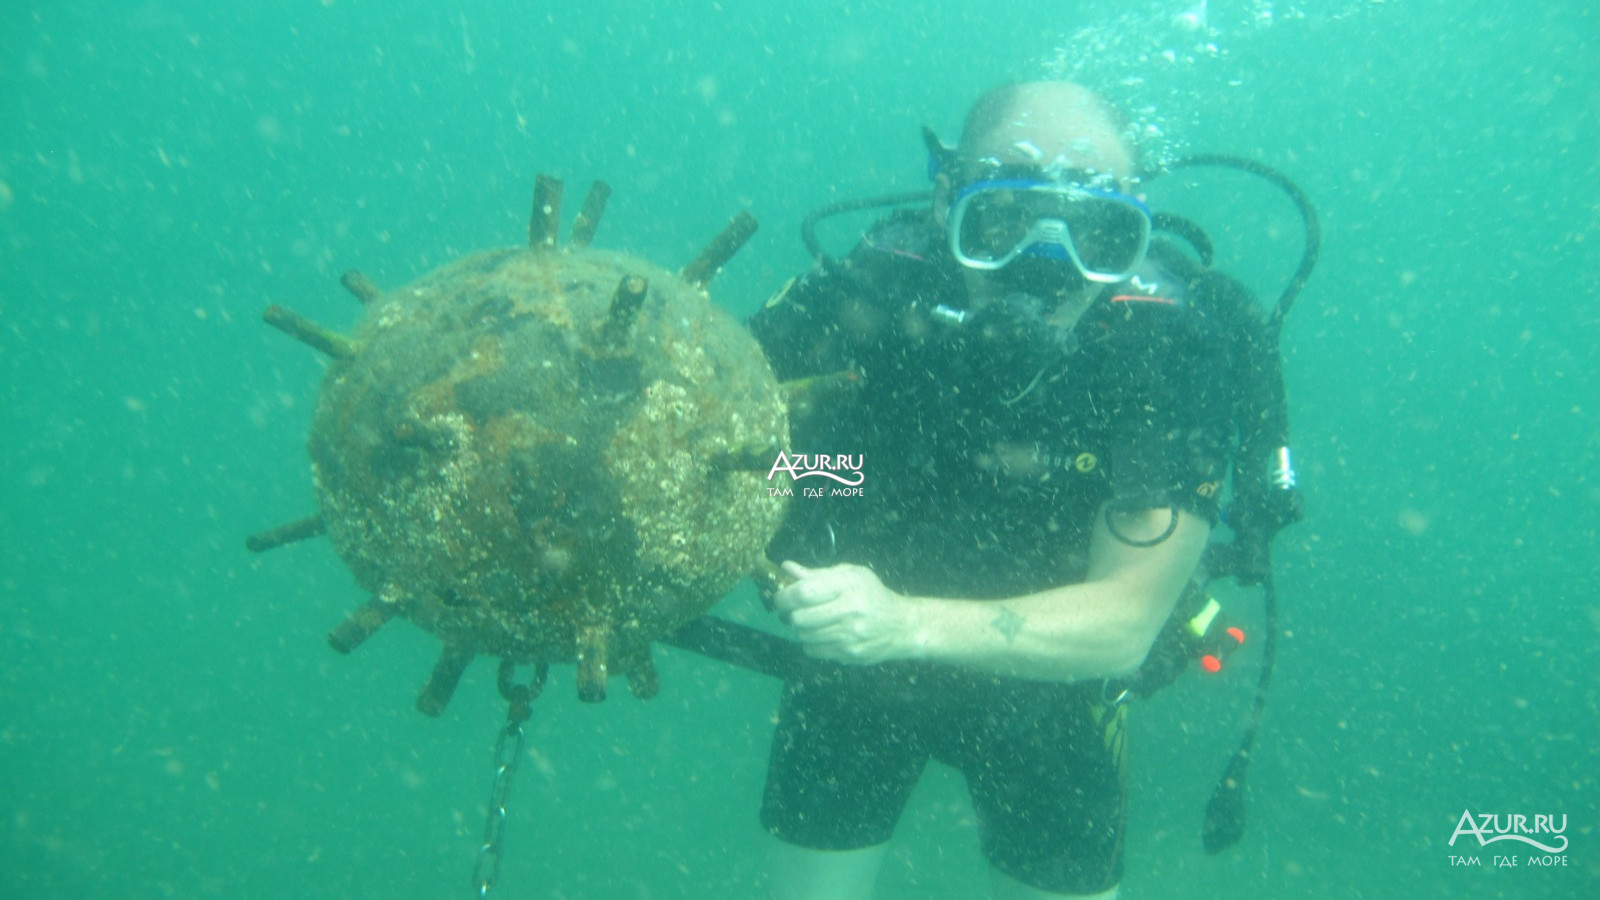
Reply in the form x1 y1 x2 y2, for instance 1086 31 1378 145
1165 154 1318 853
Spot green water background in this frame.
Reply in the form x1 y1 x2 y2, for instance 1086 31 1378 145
2 1 1595 897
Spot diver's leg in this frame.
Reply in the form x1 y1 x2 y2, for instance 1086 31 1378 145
962 686 1130 900
767 838 889 900
759 670 925 900
990 867 1118 899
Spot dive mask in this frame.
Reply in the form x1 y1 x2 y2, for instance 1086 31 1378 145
946 176 1152 283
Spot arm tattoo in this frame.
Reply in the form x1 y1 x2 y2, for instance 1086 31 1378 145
989 607 1025 644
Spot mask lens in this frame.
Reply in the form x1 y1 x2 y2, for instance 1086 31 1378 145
958 188 1034 264
1063 194 1147 277
952 181 1149 278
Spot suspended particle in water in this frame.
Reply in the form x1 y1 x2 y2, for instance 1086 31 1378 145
1174 0 1208 32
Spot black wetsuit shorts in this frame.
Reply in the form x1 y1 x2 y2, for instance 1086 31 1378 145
761 662 1128 894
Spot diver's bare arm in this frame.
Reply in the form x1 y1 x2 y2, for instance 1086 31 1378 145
905 506 1208 681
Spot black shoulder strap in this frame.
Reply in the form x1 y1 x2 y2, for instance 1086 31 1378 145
749 210 956 380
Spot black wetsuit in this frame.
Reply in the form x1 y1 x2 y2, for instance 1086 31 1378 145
749 209 1251 893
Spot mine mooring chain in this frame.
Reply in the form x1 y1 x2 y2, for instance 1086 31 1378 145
472 662 546 897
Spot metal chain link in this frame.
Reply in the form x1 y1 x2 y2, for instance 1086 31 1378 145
471 661 545 898
471 714 526 897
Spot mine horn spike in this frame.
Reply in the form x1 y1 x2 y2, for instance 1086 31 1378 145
569 180 612 247
681 211 758 288
327 596 399 655
624 646 660 700
529 174 564 249
416 644 475 717
575 624 610 703
782 369 860 397
707 444 780 474
245 515 327 553
599 275 649 349
339 269 383 305
782 368 862 419
263 305 356 359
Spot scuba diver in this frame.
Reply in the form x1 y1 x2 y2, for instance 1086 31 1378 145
747 81 1311 900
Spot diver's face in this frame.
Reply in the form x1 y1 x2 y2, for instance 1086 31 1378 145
939 96 1140 304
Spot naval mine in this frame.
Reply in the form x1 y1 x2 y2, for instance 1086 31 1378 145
249 175 790 711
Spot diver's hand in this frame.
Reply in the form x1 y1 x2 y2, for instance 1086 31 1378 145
772 562 924 665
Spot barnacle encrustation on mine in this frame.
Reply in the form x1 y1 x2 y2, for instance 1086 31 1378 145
250 175 788 711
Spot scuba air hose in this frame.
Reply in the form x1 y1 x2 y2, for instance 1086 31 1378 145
793 155 1320 854
1169 154 1321 326
801 190 932 264
1166 154 1317 854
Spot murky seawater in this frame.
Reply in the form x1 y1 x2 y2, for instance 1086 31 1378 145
2 1 1594 897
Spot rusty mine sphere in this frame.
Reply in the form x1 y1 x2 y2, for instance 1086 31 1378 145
290 202 786 711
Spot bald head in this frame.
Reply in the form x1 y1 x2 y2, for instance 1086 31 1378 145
957 82 1136 182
